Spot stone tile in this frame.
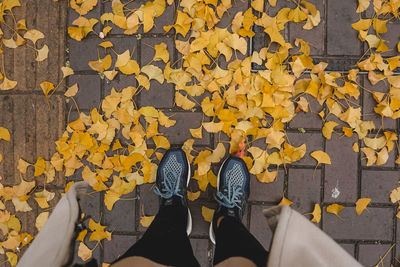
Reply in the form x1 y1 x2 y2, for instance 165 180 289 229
188 202 216 236
217 0 249 29
324 134 358 203
138 183 159 232
288 0 325 56
288 168 321 214
361 170 399 204
104 190 136 233
249 171 284 202
103 72 137 93
104 235 137 263
378 22 400 57
68 37 100 71
141 37 175 65
249 204 273 249
289 97 323 129
327 0 361 55
286 132 324 166
190 238 211 267
67 75 101 110
358 244 393 267
0 96 15 186
322 207 393 240
339 243 355 257
82 190 101 222
103 1 175 34
362 75 396 129
159 112 211 145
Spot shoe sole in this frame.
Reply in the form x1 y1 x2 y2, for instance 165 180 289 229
209 157 227 244
186 154 192 236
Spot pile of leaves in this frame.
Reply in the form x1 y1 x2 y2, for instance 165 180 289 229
0 0 399 265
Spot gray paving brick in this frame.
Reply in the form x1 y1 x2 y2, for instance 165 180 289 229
190 238 211 267
138 183 159 232
327 0 361 55
358 243 393 267
249 171 284 203
104 235 137 263
362 75 396 129
249 204 273 249
68 37 100 72
288 168 321 214
286 132 324 166
324 134 358 203
288 0 325 56
67 75 101 110
289 97 323 129
339 243 355 257
159 112 211 146
322 207 393 240
104 191 136 233
361 170 398 204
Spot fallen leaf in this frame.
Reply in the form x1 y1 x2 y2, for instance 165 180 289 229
326 204 345 220
0 77 18 90
36 45 49 61
310 150 331 165
6 252 17 267
64 83 79 97
355 198 371 215
201 206 215 223
390 187 400 203
187 191 200 201
78 242 92 262
35 212 49 231
140 215 155 227
310 203 321 223
0 127 11 141
278 196 293 206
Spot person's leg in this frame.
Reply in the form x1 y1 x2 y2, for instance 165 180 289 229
209 156 269 267
112 149 200 267
213 215 268 267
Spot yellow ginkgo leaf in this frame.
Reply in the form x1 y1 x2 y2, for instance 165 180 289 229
153 42 169 63
61 66 74 78
0 127 11 141
310 150 331 165
88 54 112 72
251 0 264 12
64 83 79 97
78 242 92 262
187 191 200 201
35 45 49 62
390 187 400 203
76 229 88 242
6 252 17 267
201 206 215 223
153 135 170 150
141 65 164 84
175 91 196 110
356 0 370 13
322 121 338 140
0 77 17 90
34 157 46 176
310 203 321 223
35 212 49 231
326 204 345 220
355 198 371 215
278 196 293 206
40 81 54 97
23 29 44 44
140 215 155 228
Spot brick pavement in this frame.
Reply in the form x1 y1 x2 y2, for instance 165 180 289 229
65 0 400 266
0 0 398 266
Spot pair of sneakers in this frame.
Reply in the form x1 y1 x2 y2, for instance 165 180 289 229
153 148 250 244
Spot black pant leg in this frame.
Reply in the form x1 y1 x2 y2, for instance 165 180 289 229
113 204 200 267
213 217 269 267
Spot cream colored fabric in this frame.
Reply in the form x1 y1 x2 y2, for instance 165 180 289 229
17 181 89 267
110 256 167 267
263 205 363 267
214 257 257 267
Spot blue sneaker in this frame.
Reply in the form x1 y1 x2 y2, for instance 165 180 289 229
153 148 192 235
209 155 250 244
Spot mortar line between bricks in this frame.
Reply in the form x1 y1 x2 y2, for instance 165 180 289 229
357 76 364 200
335 239 393 244
391 205 396 265
323 0 328 57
